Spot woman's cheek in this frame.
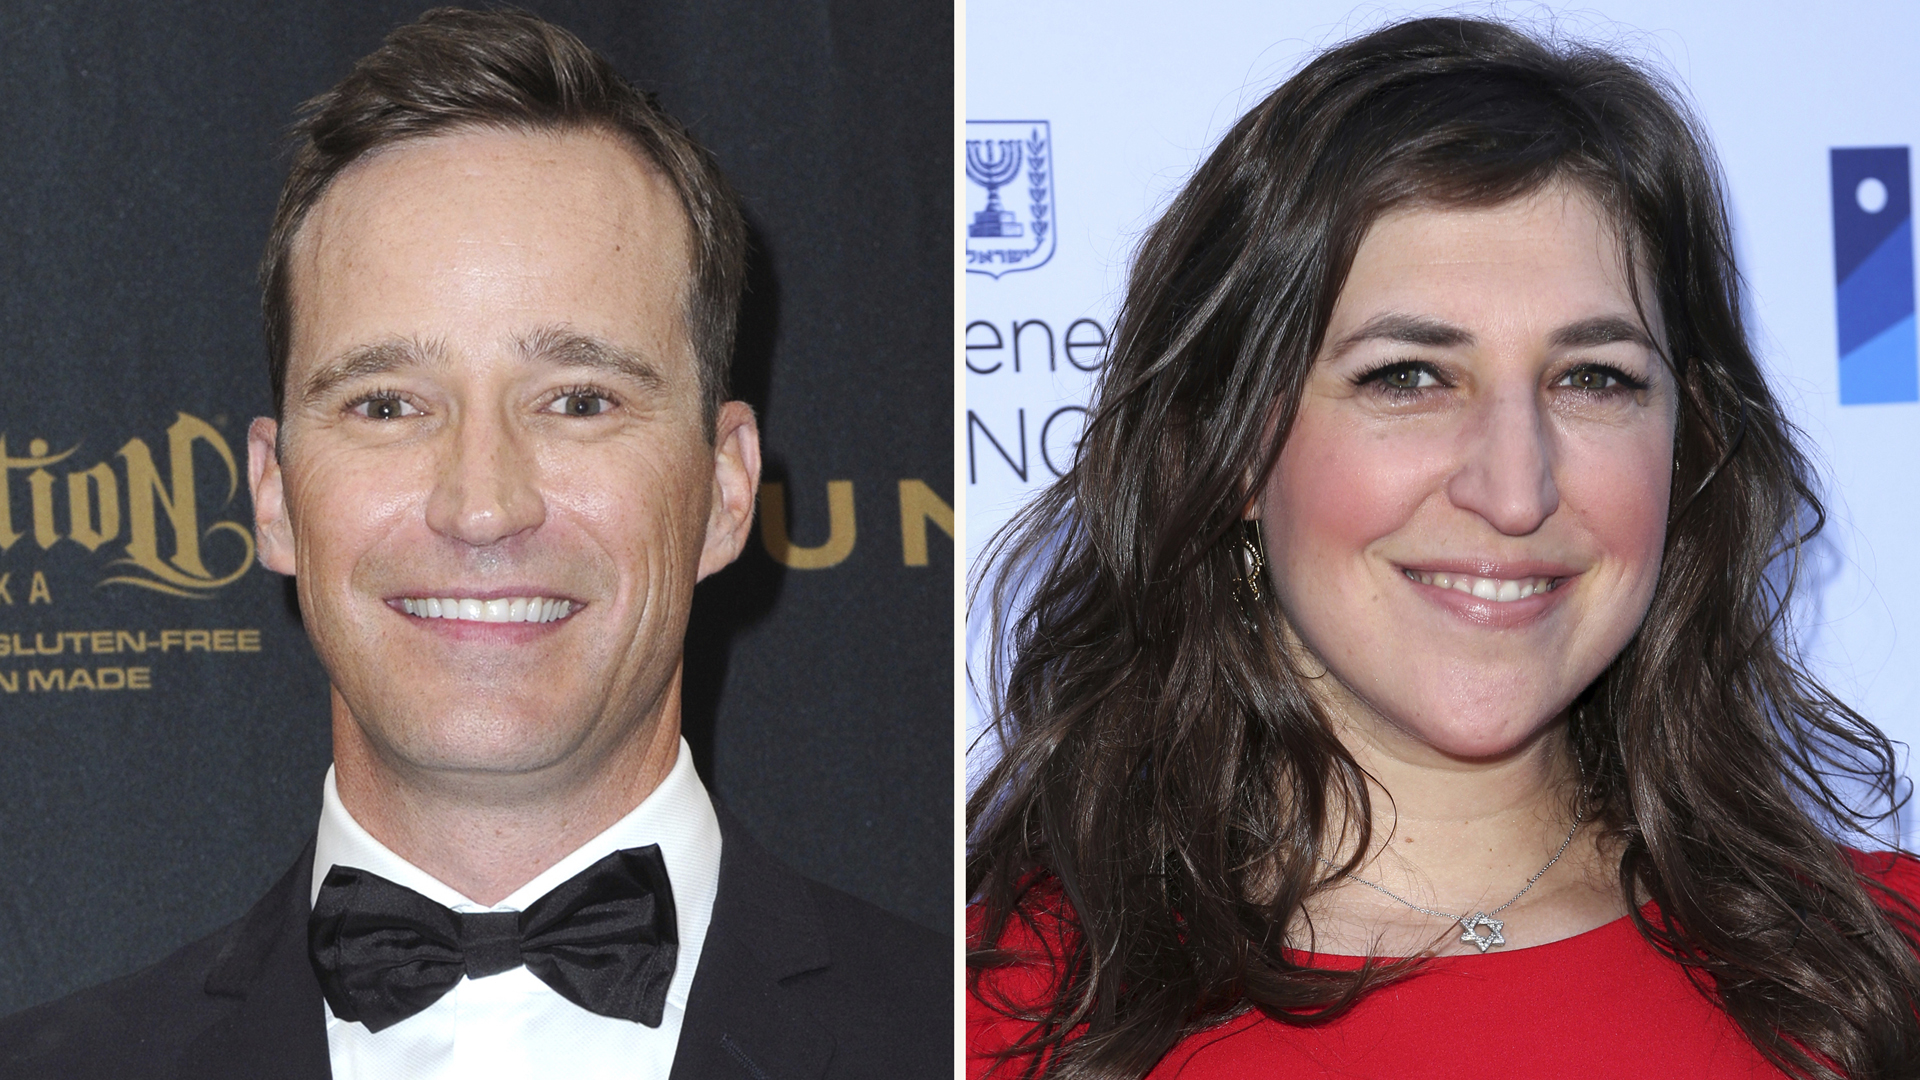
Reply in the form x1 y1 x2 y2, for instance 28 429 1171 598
1561 427 1672 603
1263 412 1448 614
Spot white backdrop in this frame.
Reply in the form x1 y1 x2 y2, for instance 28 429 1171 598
964 1 1920 832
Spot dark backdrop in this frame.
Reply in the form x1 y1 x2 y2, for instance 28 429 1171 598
0 0 951 1014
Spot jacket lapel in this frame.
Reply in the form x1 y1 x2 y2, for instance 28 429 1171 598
173 839 332 1080
669 808 835 1080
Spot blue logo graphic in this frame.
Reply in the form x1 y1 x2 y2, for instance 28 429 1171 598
1831 147 1917 405
966 120 1054 278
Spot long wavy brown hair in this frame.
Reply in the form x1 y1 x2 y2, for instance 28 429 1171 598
967 16 1920 1080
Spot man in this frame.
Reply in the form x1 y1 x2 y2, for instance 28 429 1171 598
0 9 947 1078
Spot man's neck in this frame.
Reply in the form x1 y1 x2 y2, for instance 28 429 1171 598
328 693 682 906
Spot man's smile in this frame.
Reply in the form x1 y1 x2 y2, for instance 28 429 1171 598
395 595 580 623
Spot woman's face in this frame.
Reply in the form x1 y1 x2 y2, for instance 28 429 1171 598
1256 183 1677 761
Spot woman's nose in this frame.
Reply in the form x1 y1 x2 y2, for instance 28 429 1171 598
1443 389 1560 536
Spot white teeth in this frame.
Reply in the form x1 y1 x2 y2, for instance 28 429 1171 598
398 595 577 624
1405 570 1556 603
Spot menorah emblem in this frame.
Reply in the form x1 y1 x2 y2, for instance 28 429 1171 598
966 139 1025 238
965 120 1054 278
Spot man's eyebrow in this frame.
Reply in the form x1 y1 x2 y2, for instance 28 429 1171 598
1326 313 1474 358
1549 315 1656 350
516 326 666 392
301 339 441 406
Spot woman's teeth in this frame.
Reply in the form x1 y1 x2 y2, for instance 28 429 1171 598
399 597 574 623
1404 570 1557 602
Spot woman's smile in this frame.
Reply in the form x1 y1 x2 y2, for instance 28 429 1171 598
1402 569 1559 603
1396 563 1578 628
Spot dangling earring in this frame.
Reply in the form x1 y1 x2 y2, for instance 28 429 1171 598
1236 519 1267 604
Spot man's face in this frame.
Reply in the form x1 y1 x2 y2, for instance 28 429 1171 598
248 127 758 787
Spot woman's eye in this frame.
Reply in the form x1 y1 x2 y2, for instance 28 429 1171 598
1559 366 1634 392
352 396 419 420
1362 362 1442 391
551 392 614 416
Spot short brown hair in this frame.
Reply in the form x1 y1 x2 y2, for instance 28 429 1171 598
261 6 746 430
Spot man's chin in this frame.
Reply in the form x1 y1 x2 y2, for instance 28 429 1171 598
345 700 616 778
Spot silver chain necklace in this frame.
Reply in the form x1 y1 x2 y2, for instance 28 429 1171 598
1320 790 1587 954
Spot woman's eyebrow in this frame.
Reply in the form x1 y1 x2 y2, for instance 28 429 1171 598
1549 316 1655 349
1327 313 1473 358
1325 313 1656 359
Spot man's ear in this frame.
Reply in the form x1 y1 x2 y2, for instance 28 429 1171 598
697 401 762 581
248 417 298 576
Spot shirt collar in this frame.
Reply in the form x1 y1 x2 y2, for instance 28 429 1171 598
312 737 722 1012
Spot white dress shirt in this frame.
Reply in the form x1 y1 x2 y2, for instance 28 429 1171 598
311 738 722 1080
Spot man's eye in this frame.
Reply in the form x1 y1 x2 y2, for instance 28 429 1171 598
551 393 614 417
351 396 419 420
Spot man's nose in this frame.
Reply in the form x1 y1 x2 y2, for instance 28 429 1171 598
424 406 546 545
1443 388 1559 536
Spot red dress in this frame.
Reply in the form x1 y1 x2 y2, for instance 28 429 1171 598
968 853 1920 1079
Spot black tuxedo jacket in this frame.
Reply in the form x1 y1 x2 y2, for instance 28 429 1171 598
0 808 949 1078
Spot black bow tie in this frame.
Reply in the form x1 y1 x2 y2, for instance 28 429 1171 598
308 845 677 1033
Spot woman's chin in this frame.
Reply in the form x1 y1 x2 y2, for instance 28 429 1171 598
1370 710 1564 763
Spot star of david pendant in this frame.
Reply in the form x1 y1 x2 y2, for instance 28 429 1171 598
1458 912 1505 953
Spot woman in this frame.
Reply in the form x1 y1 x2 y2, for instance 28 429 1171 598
967 16 1920 1080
